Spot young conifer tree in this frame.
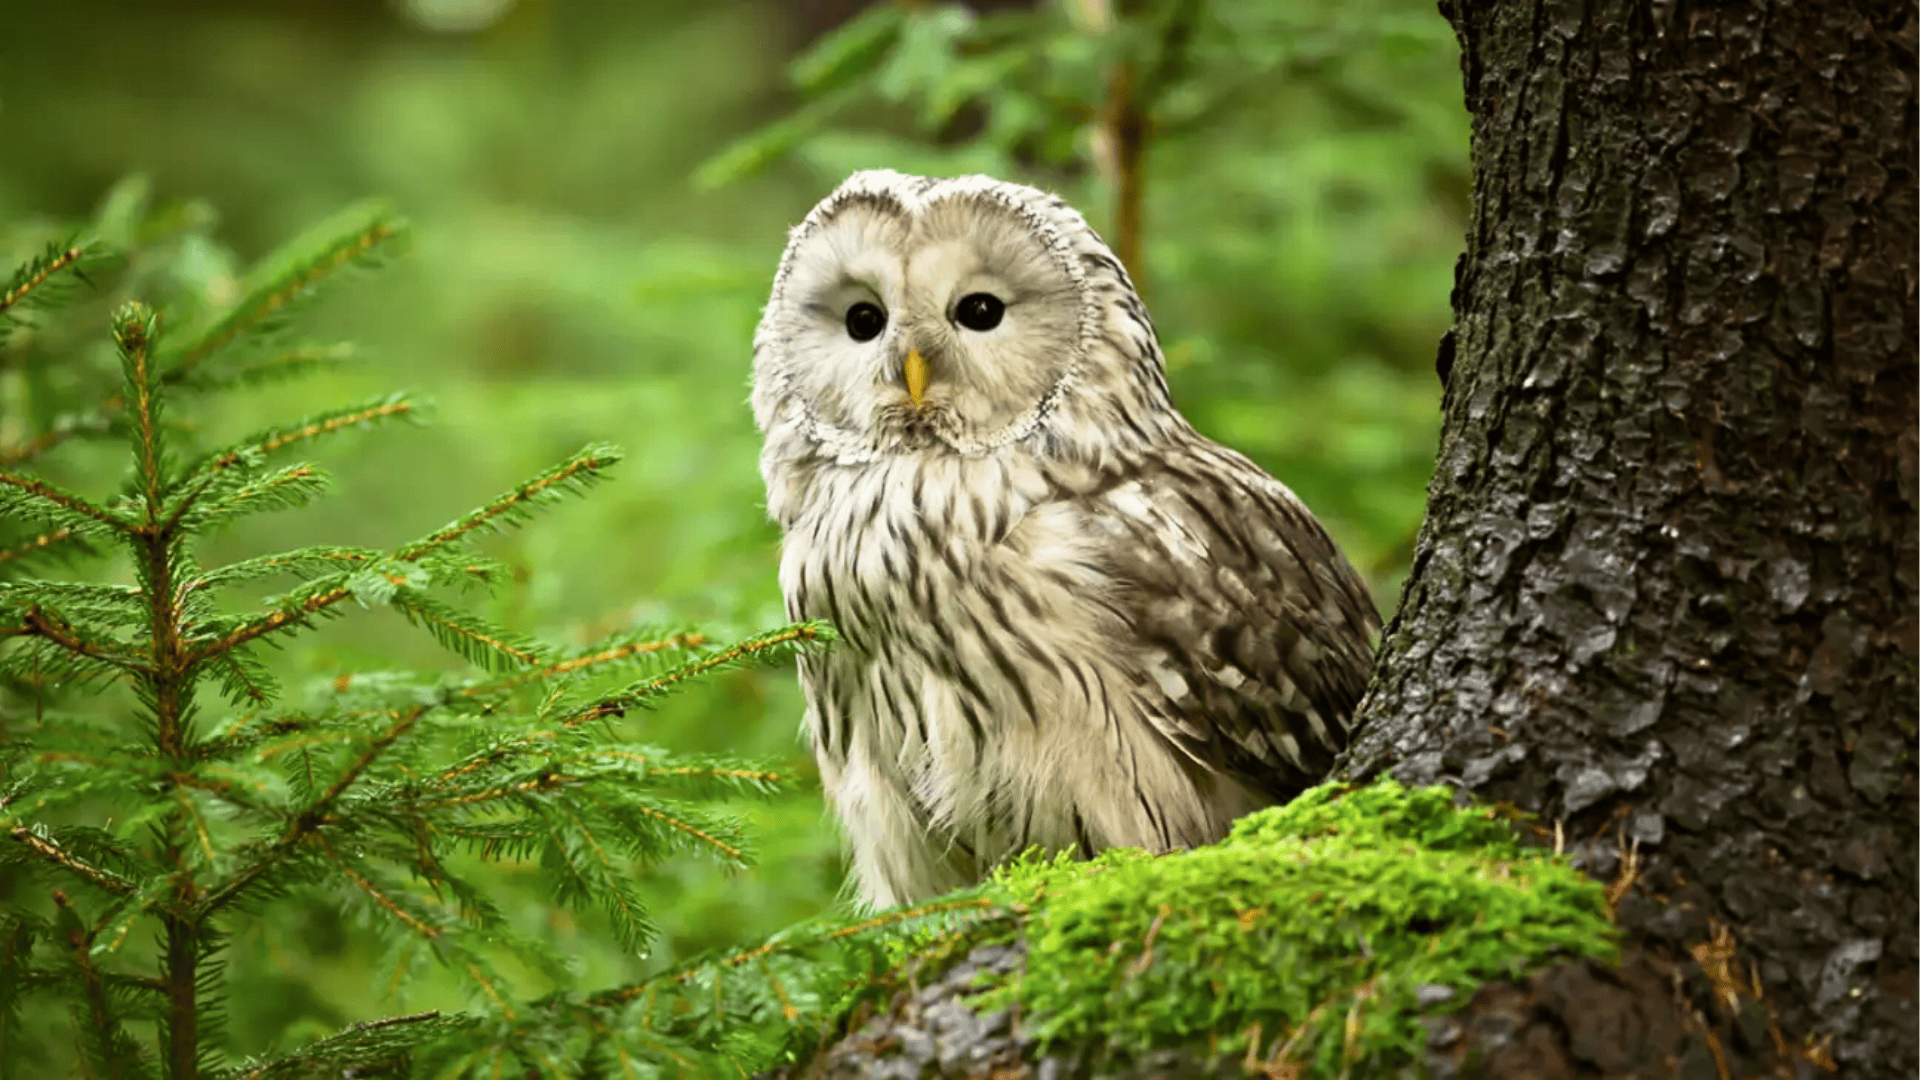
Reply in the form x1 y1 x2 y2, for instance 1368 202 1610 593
0 190 835 1078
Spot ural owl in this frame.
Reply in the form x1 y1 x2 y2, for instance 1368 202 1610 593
752 171 1380 909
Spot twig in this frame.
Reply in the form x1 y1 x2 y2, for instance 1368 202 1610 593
8 828 134 893
0 471 129 531
0 526 76 566
206 399 415 471
0 246 82 316
198 708 422 917
460 632 708 696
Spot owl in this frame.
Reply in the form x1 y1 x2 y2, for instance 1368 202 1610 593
752 171 1380 909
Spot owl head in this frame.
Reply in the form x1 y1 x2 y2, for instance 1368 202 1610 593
752 171 1186 473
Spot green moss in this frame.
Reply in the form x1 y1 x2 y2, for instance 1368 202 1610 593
957 780 1616 1075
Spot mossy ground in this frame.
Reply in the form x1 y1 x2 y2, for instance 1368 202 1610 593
850 780 1617 1077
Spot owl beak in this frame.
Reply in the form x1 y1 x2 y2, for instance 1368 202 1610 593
903 348 931 407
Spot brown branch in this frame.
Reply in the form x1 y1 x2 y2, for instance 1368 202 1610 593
206 399 415 472
56 890 136 1080
396 600 540 666
15 606 144 671
458 632 708 697
316 833 440 939
0 526 76 566
563 624 822 727
120 308 163 518
0 420 110 469
399 448 618 560
188 584 351 665
197 708 422 918
173 221 397 373
0 246 82 316
9 828 133 893
0 471 128 531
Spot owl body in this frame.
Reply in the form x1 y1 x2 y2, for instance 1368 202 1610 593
754 172 1379 908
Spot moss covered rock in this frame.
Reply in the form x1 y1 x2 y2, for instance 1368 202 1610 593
766 781 1617 1078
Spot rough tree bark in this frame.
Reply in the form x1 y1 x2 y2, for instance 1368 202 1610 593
1345 0 1917 1077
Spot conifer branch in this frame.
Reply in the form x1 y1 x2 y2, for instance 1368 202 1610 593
0 526 77 566
12 606 146 671
0 245 83 317
0 471 130 533
58 891 148 1080
114 302 165 517
459 632 707 697
8 829 135 894
565 624 827 726
0 420 113 470
631 805 743 861
187 584 351 665
193 448 618 666
397 445 622 561
205 398 416 472
227 1011 454 1080
317 835 441 940
198 710 421 918
168 217 400 375
593 897 1005 1006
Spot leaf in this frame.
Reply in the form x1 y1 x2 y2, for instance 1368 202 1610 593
791 2 906 95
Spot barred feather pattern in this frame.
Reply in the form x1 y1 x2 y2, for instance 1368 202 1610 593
754 172 1380 908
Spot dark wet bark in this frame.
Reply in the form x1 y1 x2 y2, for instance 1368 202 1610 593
1344 0 1918 1076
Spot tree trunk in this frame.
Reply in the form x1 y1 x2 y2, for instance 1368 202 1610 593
1343 0 1917 1075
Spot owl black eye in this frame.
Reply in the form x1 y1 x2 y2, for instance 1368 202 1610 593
845 302 887 342
954 293 1005 332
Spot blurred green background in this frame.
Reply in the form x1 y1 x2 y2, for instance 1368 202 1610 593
0 0 1463 1062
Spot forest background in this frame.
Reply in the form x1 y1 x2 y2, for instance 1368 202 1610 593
0 0 1465 1065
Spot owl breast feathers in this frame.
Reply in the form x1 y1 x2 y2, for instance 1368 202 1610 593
752 171 1380 908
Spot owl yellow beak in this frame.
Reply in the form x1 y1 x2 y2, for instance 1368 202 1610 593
903 348 931 407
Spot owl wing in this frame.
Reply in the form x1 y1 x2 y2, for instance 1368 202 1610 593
1083 443 1382 800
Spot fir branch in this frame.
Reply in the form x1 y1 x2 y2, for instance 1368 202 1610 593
0 470 132 537
56 891 153 1080
165 464 328 534
200 396 417 473
192 447 619 666
186 583 353 666
169 342 357 393
387 590 545 672
318 835 442 940
565 623 830 726
8 606 147 673
0 244 83 318
165 207 403 375
460 632 708 697
183 546 377 594
629 804 745 863
397 444 623 561
6 828 135 894
593 896 1006 1006
113 301 165 517
0 528 80 576
227 1011 461 1080
197 709 421 918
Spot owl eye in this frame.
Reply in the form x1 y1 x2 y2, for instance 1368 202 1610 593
845 302 887 342
954 293 1005 332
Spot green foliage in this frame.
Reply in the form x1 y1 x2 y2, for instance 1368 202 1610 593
0 196 829 1077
